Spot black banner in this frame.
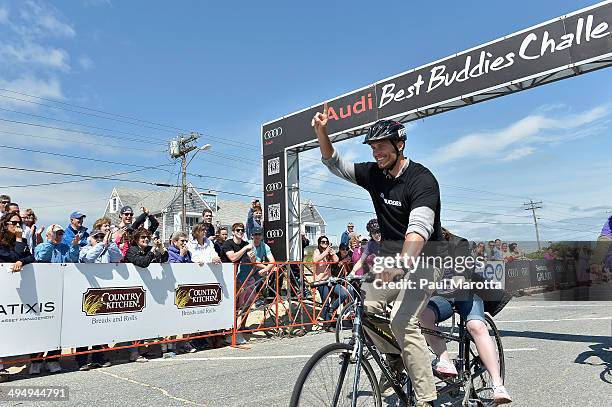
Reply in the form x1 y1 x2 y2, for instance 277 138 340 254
261 2 612 261
262 153 287 261
504 260 531 292
530 260 555 288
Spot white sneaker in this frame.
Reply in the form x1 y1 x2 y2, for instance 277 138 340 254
493 384 513 404
46 361 62 373
224 333 248 345
29 362 42 375
234 333 248 345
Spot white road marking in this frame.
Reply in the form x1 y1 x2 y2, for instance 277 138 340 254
496 316 612 323
96 370 207 406
504 304 608 309
449 348 537 354
149 355 313 362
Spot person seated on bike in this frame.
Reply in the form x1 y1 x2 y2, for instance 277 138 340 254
314 111 444 407
417 226 512 405
420 294 512 404
312 235 349 331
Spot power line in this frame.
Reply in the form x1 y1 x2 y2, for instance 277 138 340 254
0 129 164 153
0 117 167 146
0 106 169 143
0 88 259 148
0 165 173 188
0 144 168 168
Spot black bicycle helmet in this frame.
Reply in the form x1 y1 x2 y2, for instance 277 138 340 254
366 218 380 235
362 120 406 145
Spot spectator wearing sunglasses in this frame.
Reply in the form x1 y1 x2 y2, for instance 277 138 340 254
222 223 254 345
168 231 192 263
114 206 159 257
79 218 122 264
123 228 168 267
0 212 34 272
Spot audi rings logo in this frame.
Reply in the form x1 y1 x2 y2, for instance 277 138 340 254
263 127 283 140
266 229 284 238
265 182 283 192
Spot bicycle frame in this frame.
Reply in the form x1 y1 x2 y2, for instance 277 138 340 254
352 297 489 406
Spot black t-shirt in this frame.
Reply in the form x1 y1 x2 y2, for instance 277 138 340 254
354 160 443 255
221 239 249 264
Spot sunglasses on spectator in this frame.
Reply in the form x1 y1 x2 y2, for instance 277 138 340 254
139 236 150 241
122 213 134 217
253 232 262 236
93 235 105 240
179 239 188 243
234 228 244 232
320 240 329 244
7 220 20 225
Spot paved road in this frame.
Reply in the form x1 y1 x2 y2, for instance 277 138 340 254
1 294 610 407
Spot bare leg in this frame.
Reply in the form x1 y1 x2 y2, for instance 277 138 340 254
419 307 450 361
467 320 502 385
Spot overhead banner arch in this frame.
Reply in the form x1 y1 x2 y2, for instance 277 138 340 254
262 1 612 261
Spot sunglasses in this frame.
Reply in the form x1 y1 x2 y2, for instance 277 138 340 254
139 236 150 241
253 233 262 236
123 213 134 217
93 235 105 240
7 220 20 226
234 228 244 232
320 241 329 244
179 239 188 243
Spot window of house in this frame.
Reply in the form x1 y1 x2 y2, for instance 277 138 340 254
305 225 318 244
109 197 120 213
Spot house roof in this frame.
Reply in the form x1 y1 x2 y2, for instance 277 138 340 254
106 186 326 228
113 186 184 214
215 199 251 227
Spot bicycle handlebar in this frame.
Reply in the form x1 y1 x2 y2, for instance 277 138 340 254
310 275 363 288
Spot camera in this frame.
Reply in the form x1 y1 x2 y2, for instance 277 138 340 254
154 231 160 239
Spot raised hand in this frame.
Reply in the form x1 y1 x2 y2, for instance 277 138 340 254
72 232 81 246
311 103 329 135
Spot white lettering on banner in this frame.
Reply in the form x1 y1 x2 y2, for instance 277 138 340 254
379 13 611 109
0 263 235 356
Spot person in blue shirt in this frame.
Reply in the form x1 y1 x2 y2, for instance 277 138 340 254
35 224 80 263
62 211 89 247
340 222 354 246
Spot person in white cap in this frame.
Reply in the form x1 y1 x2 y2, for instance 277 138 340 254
35 225 80 263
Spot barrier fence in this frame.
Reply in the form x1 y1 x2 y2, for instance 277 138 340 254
1 256 607 365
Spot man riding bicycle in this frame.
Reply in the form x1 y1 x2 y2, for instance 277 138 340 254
313 110 444 406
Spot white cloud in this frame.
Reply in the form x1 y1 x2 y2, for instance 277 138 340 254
0 76 63 108
18 0 75 38
432 105 610 164
501 146 534 161
0 42 70 71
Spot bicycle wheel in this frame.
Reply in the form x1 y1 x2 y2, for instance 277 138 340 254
290 342 381 407
335 302 356 344
467 313 505 403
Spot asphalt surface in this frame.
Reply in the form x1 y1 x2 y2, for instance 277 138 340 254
1 292 610 407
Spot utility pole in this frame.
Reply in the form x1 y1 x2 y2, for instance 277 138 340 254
169 132 199 233
524 200 543 250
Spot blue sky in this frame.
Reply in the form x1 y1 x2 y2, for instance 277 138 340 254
0 0 610 245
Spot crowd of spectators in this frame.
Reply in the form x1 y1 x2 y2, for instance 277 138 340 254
2 192 609 382
0 195 280 380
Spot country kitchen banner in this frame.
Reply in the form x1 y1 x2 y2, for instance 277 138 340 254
0 263 234 356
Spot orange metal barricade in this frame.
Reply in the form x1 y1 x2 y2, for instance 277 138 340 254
1 261 353 365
